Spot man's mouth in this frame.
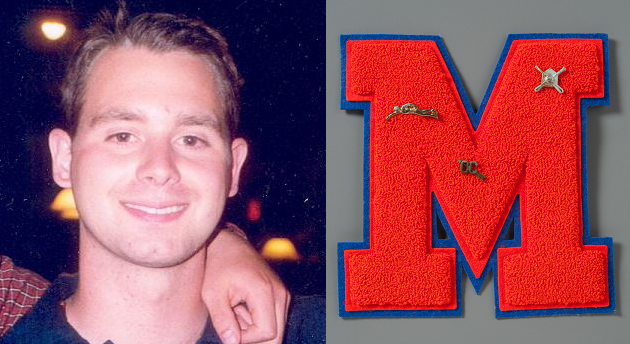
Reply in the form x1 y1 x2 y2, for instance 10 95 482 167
122 202 188 221
124 203 187 215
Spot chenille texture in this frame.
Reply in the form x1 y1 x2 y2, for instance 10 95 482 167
343 38 609 312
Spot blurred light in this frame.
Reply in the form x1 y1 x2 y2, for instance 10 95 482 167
261 238 300 261
41 21 67 40
246 198 261 221
51 188 79 220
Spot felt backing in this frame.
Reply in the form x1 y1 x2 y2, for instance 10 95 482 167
338 34 615 318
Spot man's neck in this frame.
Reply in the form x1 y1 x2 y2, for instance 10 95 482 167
65 233 209 344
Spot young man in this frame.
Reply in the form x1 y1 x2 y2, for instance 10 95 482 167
0 234 286 344
0 5 324 344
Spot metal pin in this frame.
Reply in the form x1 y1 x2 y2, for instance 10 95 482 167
469 161 486 181
386 103 438 120
458 159 485 181
534 66 566 93
458 159 469 174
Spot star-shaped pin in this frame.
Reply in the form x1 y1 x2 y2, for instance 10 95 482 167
534 66 566 93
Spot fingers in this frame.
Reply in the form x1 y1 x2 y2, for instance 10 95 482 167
240 279 290 344
205 293 241 344
269 287 289 344
271 287 290 344
240 279 277 343
234 303 253 330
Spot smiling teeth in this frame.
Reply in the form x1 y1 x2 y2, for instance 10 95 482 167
125 203 186 215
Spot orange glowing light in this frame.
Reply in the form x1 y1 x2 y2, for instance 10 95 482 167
41 21 67 40
261 238 300 261
50 188 79 220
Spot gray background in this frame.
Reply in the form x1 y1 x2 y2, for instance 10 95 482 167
326 0 630 342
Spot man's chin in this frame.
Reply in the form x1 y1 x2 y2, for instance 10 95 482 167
117 247 203 269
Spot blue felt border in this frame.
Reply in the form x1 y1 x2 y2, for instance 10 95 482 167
337 33 615 318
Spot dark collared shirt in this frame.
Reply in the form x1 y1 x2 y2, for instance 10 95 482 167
0 274 325 344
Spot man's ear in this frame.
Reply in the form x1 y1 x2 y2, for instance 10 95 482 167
228 137 248 197
49 128 73 188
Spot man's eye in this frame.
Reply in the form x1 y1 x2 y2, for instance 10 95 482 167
180 135 207 147
108 132 134 143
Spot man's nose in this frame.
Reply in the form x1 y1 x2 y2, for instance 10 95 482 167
136 140 180 186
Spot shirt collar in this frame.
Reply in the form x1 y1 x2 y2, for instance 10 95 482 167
1 274 222 344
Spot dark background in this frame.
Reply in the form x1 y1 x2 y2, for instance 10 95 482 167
0 0 325 296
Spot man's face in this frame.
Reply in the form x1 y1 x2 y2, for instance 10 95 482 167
49 47 247 268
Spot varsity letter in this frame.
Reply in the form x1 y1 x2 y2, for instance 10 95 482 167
338 34 615 318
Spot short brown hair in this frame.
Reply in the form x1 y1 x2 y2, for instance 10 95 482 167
61 2 243 138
